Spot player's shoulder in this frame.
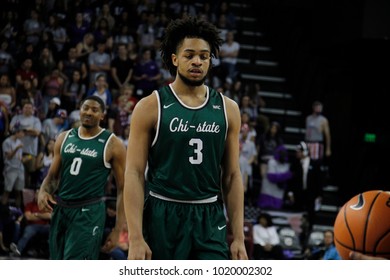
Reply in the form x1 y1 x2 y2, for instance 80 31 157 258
222 95 240 114
133 90 159 112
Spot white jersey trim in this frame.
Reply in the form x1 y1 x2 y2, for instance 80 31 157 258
151 90 160 147
149 191 218 204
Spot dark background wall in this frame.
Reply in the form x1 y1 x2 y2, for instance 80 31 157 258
257 0 390 200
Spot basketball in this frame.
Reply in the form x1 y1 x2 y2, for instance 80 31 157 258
333 190 390 260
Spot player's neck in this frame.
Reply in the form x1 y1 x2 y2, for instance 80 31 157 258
79 126 103 138
171 80 207 98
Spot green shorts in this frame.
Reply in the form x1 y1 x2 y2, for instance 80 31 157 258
143 195 230 260
49 201 106 259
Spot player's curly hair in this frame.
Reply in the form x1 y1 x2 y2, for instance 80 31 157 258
160 16 223 77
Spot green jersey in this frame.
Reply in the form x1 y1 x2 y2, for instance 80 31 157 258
58 128 113 200
147 85 228 200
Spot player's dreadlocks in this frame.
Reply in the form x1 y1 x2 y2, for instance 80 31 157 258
160 16 223 77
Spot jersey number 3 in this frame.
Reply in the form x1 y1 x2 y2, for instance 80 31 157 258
189 138 203 165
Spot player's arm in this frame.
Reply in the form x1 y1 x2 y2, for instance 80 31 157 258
349 251 387 260
38 131 67 212
102 135 127 252
124 93 157 260
221 96 248 260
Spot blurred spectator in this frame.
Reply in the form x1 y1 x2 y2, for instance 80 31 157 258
132 48 161 99
17 43 39 67
113 24 135 47
241 111 257 143
15 58 39 92
41 109 69 143
258 145 292 210
216 1 237 30
240 95 257 121
93 17 110 45
169 0 197 18
127 41 139 65
9 102 42 190
15 79 43 119
0 204 23 254
36 47 57 82
41 68 65 116
37 31 59 61
0 11 19 50
1 124 25 208
258 121 284 179
0 40 15 77
61 69 86 114
44 14 68 59
67 12 91 48
136 11 160 51
22 9 44 47
10 189 51 258
86 74 112 109
198 3 217 24
305 101 331 211
223 79 243 104
0 74 16 113
87 38 111 88
289 141 325 226
305 100 331 161
75 32 95 65
245 82 269 137
108 84 136 137
220 31 240 83
35 138 55 186
58 47 88 82
110 43 134 99
0 100 9 141
253 213 285 260
45 97 61 120
303 230 341 260
94 3 116 33
239 123 257 204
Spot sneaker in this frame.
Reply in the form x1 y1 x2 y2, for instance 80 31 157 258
10 243 21 257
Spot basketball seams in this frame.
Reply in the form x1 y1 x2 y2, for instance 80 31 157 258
342 203 356 250
374 229 390 256
363 191 382 254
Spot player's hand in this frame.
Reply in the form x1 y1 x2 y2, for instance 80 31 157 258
101 229 120 253
349 251 387 260
230 240 248 260
127 239 152 260
37 190 56 212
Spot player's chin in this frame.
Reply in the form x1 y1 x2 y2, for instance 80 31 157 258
81 122 94 129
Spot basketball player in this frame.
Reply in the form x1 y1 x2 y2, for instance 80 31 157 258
37 96 126 259
124 17 248 260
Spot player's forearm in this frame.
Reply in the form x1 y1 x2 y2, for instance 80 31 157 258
40 175 58 194
223 173 246 241
124 172 146 241
113 187 126 232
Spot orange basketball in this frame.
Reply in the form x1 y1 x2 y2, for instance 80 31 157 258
333 190 390 259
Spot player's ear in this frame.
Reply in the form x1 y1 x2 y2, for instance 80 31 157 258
172 53 178 67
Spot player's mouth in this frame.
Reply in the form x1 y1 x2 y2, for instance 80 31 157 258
189 68 203 77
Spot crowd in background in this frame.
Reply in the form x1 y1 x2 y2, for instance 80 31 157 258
0 0 332 259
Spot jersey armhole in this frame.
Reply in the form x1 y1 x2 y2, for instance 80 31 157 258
151 90 161 147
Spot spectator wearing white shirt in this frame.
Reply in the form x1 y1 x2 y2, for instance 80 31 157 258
220 31 240 83
253 213 285 259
